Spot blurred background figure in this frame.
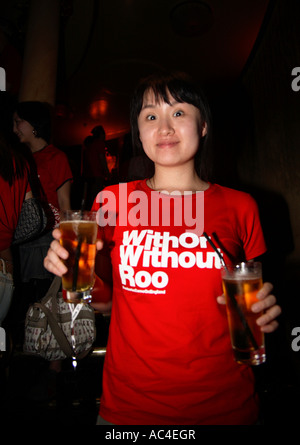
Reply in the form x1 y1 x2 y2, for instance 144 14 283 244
0 93 31 327
12 100 73 398
82 125 117 209
12 100 73 304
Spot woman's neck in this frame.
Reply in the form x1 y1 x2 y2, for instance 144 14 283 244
29 138 48 153
147 165 209 194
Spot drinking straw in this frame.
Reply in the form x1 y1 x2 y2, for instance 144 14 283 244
203 232 227 269
72 183 88 291
72 237 82 291
203 232 259 350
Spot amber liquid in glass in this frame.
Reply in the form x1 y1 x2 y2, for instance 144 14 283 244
223 276 265 365
60 220 97 294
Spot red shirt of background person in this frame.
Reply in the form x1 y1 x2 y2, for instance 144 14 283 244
32 144 73 227
0 137 31 252
0 128 32 293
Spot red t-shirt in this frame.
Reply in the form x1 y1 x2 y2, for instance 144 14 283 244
92 180 267 425
33 144 73 227
0 167 30 250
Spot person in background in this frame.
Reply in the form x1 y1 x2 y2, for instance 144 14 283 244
0 131 31 326
13 101 72 293
0 92 32 328
82 125 112 208
13 100 73 398
13 102 72 228
44 72 281 424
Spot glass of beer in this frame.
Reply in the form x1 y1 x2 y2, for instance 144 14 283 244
221 262 266 366
59 210 98 304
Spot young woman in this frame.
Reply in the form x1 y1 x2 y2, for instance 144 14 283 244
44 73 281 425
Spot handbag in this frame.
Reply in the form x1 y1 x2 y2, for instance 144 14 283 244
23 276 96 363
0 259 14 327
13 196 47 245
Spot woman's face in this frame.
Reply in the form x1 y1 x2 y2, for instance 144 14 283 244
137 89 207 170
13 112 35 144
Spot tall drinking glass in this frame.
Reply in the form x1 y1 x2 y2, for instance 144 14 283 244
221 262 266 366
59 210 97 304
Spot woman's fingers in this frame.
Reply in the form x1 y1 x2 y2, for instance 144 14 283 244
251 282 282 332
251 293 277 313
52 227 62 240
256 282 274 300
43 239 68 276
96 239 104 250
217 295 226 305
256 304 282 332
217 281 281 334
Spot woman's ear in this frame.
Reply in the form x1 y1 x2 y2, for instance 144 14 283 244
201 121 208 138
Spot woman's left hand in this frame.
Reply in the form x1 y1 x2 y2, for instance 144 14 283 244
217 282 282 333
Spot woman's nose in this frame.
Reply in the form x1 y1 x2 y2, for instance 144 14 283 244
158 117 174 135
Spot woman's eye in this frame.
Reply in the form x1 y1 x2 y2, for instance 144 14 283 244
146 115 156 121
174 110 183 117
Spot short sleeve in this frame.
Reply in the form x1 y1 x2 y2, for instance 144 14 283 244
237 194 267 260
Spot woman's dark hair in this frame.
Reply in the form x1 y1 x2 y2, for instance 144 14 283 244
0 92 28 185
130 71 213 181
15 101 52 143
0 133 28 185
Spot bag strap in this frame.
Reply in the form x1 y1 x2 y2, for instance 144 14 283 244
35 301 74 358
37 276 74 357
41 276 63 305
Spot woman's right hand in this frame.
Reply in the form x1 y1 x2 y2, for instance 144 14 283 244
44 228 105 277
43 228 68 276
44 228 112 312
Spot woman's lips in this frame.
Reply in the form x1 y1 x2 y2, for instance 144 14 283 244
156 140 179 148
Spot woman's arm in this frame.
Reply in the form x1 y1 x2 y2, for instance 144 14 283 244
25 190 33 199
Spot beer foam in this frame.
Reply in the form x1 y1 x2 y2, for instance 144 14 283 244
223 274 261 281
